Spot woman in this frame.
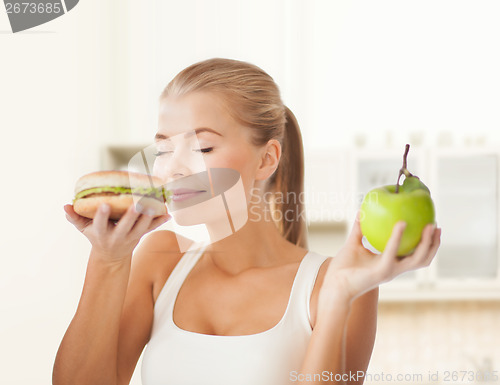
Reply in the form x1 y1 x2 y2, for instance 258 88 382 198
53 58 441 385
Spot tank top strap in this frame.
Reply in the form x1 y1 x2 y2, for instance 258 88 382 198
165 241 208 289
285 251 331 329
153 240 209 323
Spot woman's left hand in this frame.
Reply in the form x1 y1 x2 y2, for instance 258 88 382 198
318 211 442 312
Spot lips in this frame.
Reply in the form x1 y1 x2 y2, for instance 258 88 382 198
171 188 207 202
164 169 240 210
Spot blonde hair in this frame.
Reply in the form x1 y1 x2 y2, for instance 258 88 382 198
161 58 307 248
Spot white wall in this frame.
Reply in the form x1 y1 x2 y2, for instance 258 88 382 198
1 1 499 384
126 0 500 150
0 1 125 384
304 0 500 150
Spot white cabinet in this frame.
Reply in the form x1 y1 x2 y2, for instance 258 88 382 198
350 147 500 301
303 149 350 224
100 143 150 171
432 152 498 280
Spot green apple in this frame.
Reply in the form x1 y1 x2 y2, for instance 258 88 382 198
359 144 436 256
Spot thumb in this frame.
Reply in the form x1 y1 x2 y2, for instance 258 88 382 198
381 221 407 261
346 210 364 245
64 204 91 232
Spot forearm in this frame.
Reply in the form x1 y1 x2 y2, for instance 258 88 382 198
53 249 132 385
299 298 352 384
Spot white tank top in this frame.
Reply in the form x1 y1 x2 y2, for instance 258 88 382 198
141 242 330 385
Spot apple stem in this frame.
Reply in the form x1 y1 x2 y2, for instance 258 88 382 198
395 144 413 193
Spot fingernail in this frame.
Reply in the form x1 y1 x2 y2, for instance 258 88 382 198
136 203 143 213
145 208 155 216
100 204 109 213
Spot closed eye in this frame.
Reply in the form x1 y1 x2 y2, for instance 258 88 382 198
194 147 213 154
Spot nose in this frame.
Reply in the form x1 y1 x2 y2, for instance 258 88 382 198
152 135 208 184
156 145 207 184
155 146 191 183
167 151 191 181
152 150 188 184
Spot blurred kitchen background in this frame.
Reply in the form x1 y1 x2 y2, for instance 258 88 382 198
1 1 499 384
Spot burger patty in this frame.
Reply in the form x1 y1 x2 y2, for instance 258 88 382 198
74 186 172 203
81 191 165 202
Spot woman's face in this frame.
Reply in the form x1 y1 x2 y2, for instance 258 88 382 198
153 91 262 226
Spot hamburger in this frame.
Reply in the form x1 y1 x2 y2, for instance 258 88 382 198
73 170 171 220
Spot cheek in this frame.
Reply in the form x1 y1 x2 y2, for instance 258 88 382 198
207 149 258 192
209 148 254 173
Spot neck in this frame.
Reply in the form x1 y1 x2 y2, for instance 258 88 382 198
202 206 305 275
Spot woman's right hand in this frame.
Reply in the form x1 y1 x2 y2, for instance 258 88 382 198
64 203 171 264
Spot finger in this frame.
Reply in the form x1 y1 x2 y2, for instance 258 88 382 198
130 211 171 239
395 224 436 273
347 210 363 245
421 227 442 267
132 208 170 236
129 211 157 238
410 224 437 266
146 214 171 233
381 221 407 263
93 203 111 234
64 204 79 223
113 203 141 236
376 221 408 279
64 204 91 231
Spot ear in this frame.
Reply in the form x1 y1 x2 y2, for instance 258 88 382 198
255 139 281 181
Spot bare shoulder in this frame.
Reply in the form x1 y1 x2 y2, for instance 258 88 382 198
132 230 180 269
131 230 192 300
308 256 379 329
136 229 182 252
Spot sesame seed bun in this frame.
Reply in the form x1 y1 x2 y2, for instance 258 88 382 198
74 170 163 194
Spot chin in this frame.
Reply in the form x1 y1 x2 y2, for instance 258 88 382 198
170 211 208 227
169 195 250 240
166 168 250 237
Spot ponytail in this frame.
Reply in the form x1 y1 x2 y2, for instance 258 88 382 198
271 107 308 248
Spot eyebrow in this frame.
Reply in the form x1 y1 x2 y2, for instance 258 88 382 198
154 127 222 141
